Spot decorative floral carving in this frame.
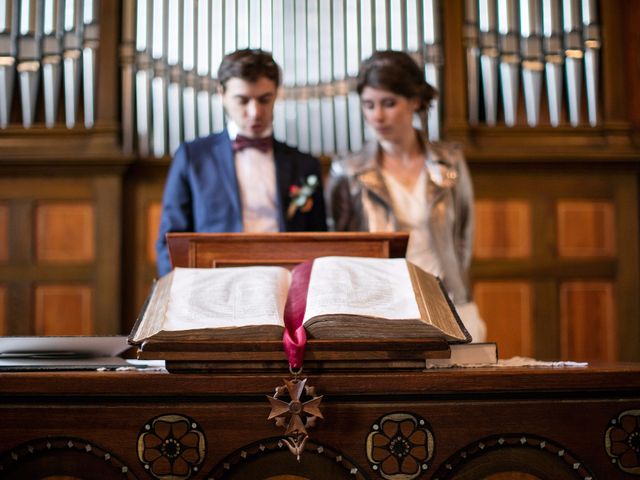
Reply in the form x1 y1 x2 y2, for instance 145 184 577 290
137 414 206 480
366 412 434 479
605 409 640 475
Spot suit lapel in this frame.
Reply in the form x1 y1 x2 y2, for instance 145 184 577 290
273 140 293 230
358 168 393 207
212 132 242 216
426 143 448 207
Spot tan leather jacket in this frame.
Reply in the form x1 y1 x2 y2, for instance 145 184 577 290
328 139 475 305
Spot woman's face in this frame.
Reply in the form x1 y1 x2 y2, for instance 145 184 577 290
360 86 419 142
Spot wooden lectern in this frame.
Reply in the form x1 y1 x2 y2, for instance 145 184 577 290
2 232 640 478
166 231 410 269
134 232 456 372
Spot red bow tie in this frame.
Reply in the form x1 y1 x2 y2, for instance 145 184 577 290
232 134 273 153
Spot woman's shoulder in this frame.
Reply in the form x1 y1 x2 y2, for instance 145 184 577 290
429 140 466 166
426 141 469 188
330 142 378 177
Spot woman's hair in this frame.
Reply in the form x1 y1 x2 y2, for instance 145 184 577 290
356 50 437 111
217 49 281 90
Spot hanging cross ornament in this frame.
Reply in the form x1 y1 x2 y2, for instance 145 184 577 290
266 373 323 461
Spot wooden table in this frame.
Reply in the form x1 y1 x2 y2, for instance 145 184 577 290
1 364 639 479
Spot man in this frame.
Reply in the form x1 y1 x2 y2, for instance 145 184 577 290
156 49 327 276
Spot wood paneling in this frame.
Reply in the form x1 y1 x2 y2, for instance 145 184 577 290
0 177 121 336
34 285 93 335
0 286 6 335
472 169 638 362
474 200 531 259
560 281 616 362
0 203 7 262
474 282 533 359
557 201 616 258
122 171 166 334
147 202 162 264
35 202 95 263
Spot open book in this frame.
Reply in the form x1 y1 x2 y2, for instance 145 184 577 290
130 256 470 345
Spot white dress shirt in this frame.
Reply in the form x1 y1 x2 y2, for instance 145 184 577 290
227 121 280 232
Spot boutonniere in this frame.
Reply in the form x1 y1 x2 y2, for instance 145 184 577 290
287 175 319 219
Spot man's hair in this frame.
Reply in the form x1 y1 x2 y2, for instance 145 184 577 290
217 49 281 90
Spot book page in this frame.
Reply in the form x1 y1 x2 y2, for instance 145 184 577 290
303 257 421 322
162 267 291 331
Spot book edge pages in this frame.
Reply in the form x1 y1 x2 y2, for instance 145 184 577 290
405 260 471 343
128 277 159 345
129 271 175 344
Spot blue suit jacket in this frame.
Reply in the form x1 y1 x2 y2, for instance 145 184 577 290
156 130 327 276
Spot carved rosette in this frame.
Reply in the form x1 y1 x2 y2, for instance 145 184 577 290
137 414 206 480
365 412 434 479
605 409 640 475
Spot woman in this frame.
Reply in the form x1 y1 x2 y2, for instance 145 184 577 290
328 50 486 341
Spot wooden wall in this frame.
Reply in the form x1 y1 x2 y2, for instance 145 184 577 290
471 166 637 361
0 0 638 363
0 176 122 335
0 1 124 337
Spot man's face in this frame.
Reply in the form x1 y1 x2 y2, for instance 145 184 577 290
221 76 277 138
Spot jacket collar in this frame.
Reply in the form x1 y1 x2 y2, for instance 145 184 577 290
213 132 242 215
273 140 295 230
350 141 389 206
353 137 450 207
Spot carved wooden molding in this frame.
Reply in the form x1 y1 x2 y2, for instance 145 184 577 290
431 433 595 480
0 436 137 479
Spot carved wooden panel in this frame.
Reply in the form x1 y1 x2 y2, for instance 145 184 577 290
474 200 531 259
34 285 94 335
147 202 162 264
557 201 616 258
0 285 6 335
0 203 7 262
474 281 533 359
35 203 95 263
560 281 616 362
